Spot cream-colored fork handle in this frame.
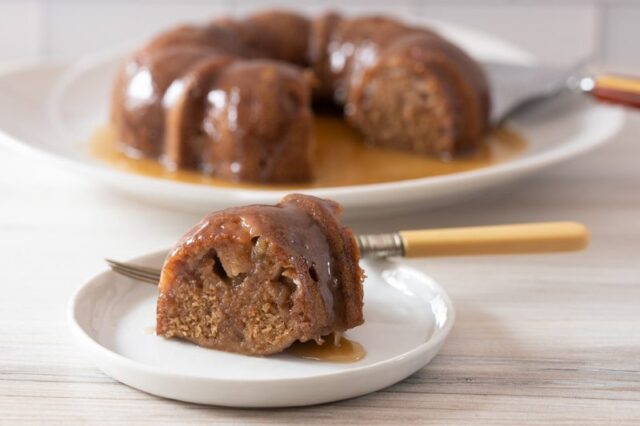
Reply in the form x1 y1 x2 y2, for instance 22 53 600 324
397 222 589 257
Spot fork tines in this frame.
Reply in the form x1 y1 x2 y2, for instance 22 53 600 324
105 259 161 285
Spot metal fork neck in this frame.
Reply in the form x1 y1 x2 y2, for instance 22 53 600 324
356 232 404 258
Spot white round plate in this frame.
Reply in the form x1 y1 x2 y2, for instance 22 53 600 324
0 20 625 218
68 251 454 407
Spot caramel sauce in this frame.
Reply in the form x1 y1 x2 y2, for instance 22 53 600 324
286 334 366 363
89 115 526 188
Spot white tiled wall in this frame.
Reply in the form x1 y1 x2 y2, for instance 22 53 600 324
1 0 639 70
602 3 640 73
415 4 601 66
46 2 228 57
0 1 42 60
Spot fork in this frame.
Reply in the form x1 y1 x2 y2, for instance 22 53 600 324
106 259 161 284
107 221 589 284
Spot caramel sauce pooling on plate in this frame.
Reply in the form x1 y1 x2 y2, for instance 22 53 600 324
286 333 366 363
89 114 526 188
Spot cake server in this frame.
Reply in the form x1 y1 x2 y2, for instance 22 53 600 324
485 61 640 123
106 221 589 284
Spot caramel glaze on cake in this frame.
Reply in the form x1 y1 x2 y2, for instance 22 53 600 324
156 194 364 356
112 10 490 183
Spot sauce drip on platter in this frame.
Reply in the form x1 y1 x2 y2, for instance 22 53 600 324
286 333 366 363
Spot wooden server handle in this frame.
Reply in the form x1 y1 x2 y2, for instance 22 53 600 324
398 222 589 257
590 74 640 109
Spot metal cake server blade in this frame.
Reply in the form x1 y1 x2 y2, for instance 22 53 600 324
485 61 585 124
484 61 640 124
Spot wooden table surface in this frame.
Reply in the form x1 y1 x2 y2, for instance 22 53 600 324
1 110 639 424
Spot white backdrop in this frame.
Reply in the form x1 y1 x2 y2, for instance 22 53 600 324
0 0 638 72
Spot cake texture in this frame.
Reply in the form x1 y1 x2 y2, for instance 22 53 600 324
156 194 364 355
112 10 490 183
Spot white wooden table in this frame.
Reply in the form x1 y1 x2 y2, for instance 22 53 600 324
1 112 639 424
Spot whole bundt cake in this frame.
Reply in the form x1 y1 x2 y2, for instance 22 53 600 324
111 11 490 184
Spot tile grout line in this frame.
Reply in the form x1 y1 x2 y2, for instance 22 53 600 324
594 0 609 68
38 0 52 60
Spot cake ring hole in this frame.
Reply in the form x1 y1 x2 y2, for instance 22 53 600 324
251 236 260 246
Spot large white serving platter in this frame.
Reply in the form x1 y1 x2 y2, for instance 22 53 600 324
68 251 454 407
0 20 625 217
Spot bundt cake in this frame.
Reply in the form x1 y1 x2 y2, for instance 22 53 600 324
112 10 490 184
156 193 364 355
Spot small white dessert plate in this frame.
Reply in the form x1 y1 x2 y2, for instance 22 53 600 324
0 19 626 218
68 250 454 407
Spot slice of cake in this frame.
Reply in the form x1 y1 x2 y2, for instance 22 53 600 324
156 194 364 355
